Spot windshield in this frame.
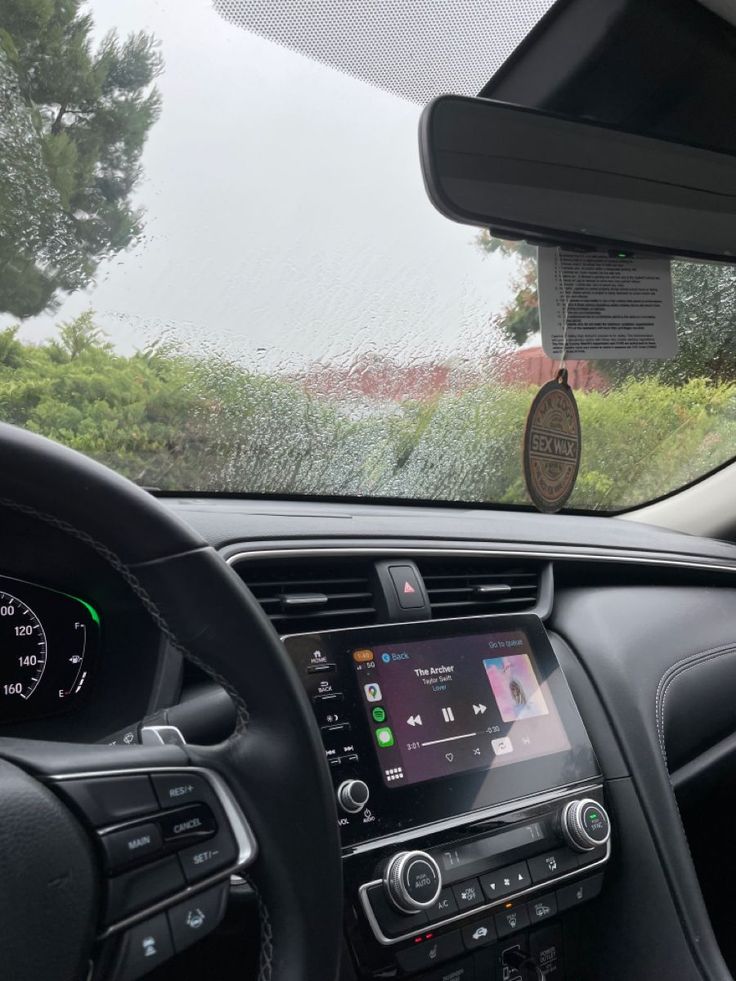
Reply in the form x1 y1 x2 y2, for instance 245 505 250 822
2 0 736 512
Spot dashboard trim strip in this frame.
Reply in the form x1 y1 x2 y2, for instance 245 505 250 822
342 778 603 857
225 543 736 576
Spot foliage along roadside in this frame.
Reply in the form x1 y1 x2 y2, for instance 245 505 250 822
2 314 736 511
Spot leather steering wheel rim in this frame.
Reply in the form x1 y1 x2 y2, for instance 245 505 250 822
0 422 343 981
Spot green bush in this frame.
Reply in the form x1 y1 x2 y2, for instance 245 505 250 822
3 314 736 511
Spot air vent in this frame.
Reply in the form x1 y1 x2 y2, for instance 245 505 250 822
416 557 544 618
233 556 377 634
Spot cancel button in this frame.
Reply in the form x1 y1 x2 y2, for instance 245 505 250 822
160 804 217 847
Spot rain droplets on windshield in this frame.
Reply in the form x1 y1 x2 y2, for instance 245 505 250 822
2 0 736 511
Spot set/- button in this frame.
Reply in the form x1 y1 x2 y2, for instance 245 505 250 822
179 828 238 884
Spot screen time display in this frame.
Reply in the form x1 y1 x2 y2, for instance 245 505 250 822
352 629 570 789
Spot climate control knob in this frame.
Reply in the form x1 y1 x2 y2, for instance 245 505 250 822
337 779 370 814
561 798 611 852
384 850 442 913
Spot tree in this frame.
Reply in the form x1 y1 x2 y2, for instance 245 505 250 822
0 0 162 317
477 231 539 346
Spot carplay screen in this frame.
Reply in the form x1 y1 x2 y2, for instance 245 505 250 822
353 629 571 789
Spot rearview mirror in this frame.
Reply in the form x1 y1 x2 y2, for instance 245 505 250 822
419 96 736 262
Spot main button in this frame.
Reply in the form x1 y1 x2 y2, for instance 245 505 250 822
101 822 163 872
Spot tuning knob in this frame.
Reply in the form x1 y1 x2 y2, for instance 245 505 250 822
337 779 370 814
384 850 442 913
561 799 611 852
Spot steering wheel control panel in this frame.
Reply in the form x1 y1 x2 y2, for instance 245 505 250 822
52 767 255 981
346 786 610 979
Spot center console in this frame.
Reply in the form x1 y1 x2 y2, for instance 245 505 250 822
284 614 610 979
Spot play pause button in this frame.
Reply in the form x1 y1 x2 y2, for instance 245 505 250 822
480 862 531 901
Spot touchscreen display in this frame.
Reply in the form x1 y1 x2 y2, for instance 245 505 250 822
352 629 570 788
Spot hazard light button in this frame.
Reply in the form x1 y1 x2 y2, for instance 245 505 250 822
388 565 427 610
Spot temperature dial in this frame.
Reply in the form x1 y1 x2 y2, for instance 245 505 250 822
561 799 611 852
384 850 442 913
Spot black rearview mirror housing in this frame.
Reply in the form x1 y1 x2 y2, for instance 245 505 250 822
419 95 736 262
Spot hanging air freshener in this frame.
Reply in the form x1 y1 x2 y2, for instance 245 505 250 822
523 247 583 513
522 368 581 513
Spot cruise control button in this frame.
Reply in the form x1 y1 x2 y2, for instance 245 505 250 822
453 878 484 911
480 861 531 901
495 903 530 938
179 829 237 883
556 874 603 911
61 776 157 827
428 887 458 921
159 804 217 846
167 883 229 953
396 930 463 973
106 855 185 925
114 913 173 981
101 822 163 871
527 850 577 884
152 774 210 810
462 916 496 949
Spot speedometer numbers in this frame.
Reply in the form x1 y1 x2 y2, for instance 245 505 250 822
0 575 99 722
0 592 48 698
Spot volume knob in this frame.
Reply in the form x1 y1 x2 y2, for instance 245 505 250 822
337 779 370 814
561 799 611 852
384 850 442 913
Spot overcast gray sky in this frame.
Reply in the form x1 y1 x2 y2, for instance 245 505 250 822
11 0 518 371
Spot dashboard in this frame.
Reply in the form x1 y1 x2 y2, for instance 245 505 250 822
0 573 99 722
4 495 736 980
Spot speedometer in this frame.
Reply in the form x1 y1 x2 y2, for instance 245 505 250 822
0 574 99 723
0 592 48 699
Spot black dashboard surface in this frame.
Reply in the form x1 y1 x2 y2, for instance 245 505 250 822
4 492 736 979
165 497 736 565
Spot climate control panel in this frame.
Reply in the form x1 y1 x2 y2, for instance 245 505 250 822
344 787 610 978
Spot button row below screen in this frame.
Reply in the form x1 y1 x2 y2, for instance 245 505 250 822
395 875 602 975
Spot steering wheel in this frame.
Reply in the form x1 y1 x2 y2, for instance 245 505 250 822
0 423 343 981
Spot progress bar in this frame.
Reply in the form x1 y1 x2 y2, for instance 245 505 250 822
420 732 478 748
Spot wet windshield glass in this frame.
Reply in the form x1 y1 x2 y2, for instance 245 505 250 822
2 0 736 511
